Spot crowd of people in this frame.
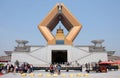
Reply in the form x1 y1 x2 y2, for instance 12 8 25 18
0 62 33 74
0 61 119 75
84 62 119 73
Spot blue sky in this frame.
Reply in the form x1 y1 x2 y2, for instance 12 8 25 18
0 0 120 56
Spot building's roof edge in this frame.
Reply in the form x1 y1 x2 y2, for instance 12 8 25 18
74 45 94 47
26 44 95 47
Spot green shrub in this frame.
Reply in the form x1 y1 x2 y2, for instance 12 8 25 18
0 63 4 67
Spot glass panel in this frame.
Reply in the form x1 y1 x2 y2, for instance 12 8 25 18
56 40 64 44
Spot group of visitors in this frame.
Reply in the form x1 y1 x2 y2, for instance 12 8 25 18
0 60 119 75
0 62 33 74
19 62 33 73
84 62 119 73
49 64 61 75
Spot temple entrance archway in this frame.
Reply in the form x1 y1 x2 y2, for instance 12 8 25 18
52 50 67 64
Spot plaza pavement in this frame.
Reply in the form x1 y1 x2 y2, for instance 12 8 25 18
0 70 120 78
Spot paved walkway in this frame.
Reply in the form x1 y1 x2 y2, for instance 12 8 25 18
1 70 120 78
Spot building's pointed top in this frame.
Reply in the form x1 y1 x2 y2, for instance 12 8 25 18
57 3 62 5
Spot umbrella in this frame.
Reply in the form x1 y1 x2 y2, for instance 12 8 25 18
0 60 8 62
114 60 120 64
99 61 115 64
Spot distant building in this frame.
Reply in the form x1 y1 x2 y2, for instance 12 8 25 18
108 56 120 61
0 51 12 62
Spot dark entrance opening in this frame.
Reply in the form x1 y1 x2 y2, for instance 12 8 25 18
52 50 67 64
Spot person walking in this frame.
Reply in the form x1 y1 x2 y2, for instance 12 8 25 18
49 64 54 74
57 64 61 75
